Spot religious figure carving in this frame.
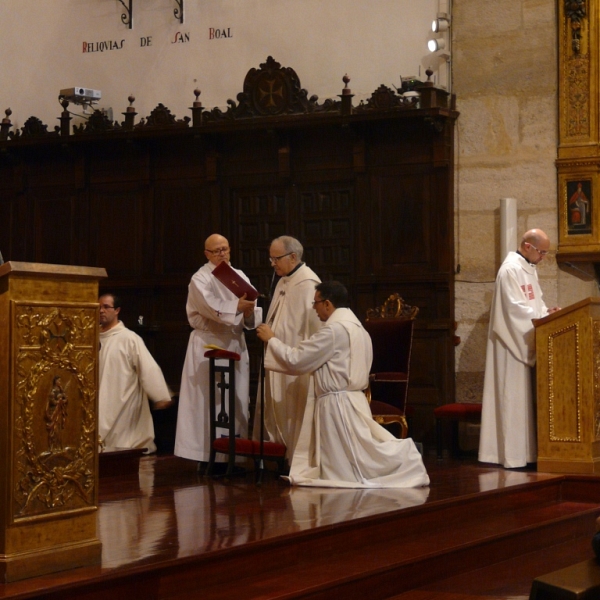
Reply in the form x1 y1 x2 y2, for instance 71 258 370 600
565 0 586 54
45 376 69 451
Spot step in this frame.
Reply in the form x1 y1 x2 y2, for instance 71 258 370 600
157 476 600 600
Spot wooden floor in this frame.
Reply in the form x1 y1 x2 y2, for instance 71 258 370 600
1 455 600 600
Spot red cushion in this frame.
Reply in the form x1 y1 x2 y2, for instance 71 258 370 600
370 400 404 416
204 349 241 361
434 403 482 419
213 437 286 457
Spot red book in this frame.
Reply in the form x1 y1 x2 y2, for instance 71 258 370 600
212 261 259 301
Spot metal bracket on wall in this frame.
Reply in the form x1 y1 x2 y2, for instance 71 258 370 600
174 0 184 23
117 0 132 29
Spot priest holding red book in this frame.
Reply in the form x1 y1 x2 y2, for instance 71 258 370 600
174 233 261 468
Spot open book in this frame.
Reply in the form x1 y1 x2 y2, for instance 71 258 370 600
212 261 259 301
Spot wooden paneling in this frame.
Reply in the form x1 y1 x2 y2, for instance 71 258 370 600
155 184 215 275
32 189 76 265
369 169 432 271
0 193 14 263
89 184 147 278
0 73 458 444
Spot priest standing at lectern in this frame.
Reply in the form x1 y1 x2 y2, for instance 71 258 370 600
479 229 561 469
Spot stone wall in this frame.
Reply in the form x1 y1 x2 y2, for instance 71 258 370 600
452 0 595 422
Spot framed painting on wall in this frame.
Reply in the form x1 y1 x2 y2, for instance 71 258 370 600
566 179 592 235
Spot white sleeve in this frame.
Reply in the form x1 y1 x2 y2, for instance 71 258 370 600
132 337 172 404
264 325 335 376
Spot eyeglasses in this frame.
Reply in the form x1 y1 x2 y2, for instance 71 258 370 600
527 243 549 256
99 304 115 310
205 247 230 255
312 299 325 306
269 252 293 264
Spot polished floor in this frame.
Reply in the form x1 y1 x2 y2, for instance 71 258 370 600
99 455 559 568
1 455 598 599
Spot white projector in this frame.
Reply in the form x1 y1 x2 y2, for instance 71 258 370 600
59 87 102 103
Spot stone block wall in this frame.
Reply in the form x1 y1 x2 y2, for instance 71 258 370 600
452 0 595 418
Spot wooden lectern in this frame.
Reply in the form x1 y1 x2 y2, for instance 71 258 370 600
534 298 600 474
0 261 106 582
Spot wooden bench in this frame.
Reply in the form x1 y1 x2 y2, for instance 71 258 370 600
434 403 482 459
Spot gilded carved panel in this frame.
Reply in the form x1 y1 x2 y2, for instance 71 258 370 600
563 0 590 139
548 323 581 442
565 55 590 139
594 321 600 439
11 301 98 522
556 0 600 258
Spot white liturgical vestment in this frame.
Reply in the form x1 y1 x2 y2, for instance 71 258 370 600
265 308 430 488
254 263 321 460
175 261 261 463
479 251 549 468
99 322 171 453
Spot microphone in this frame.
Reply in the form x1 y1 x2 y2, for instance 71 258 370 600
0 250 3 265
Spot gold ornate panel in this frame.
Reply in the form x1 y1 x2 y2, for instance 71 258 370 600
594 320 600 439
548 323 581 442
560 0 592 144
557 1 600 260
11 301 98 523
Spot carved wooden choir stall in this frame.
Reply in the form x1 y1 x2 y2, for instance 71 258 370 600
0 57 458 447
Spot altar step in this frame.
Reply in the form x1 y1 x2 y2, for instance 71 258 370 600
175 476 599 600
16 475 600 600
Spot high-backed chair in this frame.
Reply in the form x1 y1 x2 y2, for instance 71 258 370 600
364 294 418 439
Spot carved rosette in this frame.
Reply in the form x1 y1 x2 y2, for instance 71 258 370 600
594 321 600 440
12 303 97 522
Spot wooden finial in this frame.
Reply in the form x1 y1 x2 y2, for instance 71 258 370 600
342 74 351 96
193 88 202 107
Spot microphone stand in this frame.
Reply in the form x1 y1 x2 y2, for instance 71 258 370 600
257 342 266 485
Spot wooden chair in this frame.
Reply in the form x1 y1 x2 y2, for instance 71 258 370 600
364 294 418 439
205 349 286 479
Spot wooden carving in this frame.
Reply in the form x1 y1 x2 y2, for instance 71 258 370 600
13 302 97 521
135 103 191 130
548 323 581 442
204 56 338 122
73 109 116 134
594 320 600 440
565 0 586 55
366 293 419 321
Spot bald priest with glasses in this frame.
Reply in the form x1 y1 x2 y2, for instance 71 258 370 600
175 234 262 467
479 228 560 470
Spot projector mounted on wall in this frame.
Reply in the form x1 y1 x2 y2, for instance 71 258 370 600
59 87 102 106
